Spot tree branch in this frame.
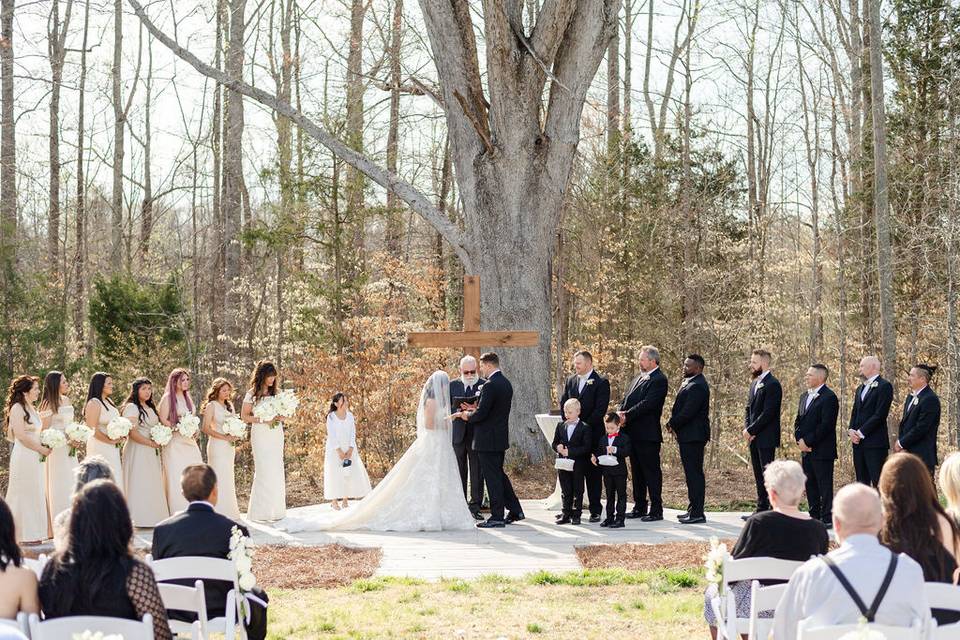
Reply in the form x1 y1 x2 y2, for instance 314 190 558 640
127 0 471 268
530 0 578 69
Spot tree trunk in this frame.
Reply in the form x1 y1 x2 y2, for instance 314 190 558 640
74 0 91 351
210 0 225 355
385 0 403 254
606 1 620 155
139 35 153 259
0 0 15 258
223 0 246 343
345 0 366 272
47 0 73 278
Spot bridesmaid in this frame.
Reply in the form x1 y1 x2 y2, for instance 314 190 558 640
4 375 50 543
242 361 286 522
38 371 76 519
83 372 124 493
202 378 242 520
121 378 170 527
158 368 203 514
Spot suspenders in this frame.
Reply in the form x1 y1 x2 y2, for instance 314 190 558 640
820 552 899 623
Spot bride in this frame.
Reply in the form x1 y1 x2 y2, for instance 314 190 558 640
278 370 476 532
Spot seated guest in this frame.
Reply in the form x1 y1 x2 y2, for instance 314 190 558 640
880 452 960 624
152 465 268 640
940 452 960 528
772 483 930 640
39 480 171 640
0 497 40 620
703 460 828 639
592 412 631 528
551 399 593 525
52 456 115 550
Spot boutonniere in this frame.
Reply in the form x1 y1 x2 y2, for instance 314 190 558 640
586 379 595 386
680 378 691 389
755 382 765 391
810 392 820 401
869 381 879 389
640 374 650 382
911 395 919 408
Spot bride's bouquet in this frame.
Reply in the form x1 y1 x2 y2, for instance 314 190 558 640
222 414 248 444
176 414 201 439
106 416 133 449
65 421 93 457
150 423 173 457
39 429 67 462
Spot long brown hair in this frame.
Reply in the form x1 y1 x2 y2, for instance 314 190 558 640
39 370 65 414
204 378 235 413
249 360 278 401
879 453 960 580
5 375 39 441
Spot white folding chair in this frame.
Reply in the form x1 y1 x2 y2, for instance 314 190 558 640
925 582 960 639
27 613 153 640
717 557 803 640
747 581 787 640
148 555 246 640
22 554 48 579
798 618 923 640
157 580 206 639
0 613 29 638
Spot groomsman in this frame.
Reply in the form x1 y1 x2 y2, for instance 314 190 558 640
794 364 839 527
617 345 668 522
895 364 941 476
450 355 486 519
559 351 610 522
847 356 893 487
666 354 710 525
742 349 783 519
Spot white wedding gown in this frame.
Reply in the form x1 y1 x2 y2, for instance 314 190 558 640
277 371 476 533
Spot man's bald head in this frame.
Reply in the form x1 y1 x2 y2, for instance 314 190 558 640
833 483 882 540
859 356 882 379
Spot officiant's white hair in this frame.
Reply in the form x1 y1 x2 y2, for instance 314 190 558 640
459 355 477 369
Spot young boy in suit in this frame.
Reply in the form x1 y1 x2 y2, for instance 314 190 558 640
593 412 631 528
552 398 593 525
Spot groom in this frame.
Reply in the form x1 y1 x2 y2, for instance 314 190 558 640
452 352 524 528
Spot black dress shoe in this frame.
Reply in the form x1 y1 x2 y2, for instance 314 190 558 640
640 514 663 522
477 519 505 528
505 512 525 524
470 511 485 521
556 515 572 525
599 519 612 527
588 515 602 523
555 513 565 521
676 512 689 520
610 521 625 529
679 514 706 524
571 516 582 525
625 510 645 519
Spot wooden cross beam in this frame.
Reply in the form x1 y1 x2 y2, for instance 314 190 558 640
407 275 540 359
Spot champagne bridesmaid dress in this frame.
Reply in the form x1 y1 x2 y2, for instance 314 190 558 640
5 404 50 541
42 400 78 518
85 400 124 494
162 398 203 514
245 391 286 522
121 404 170 527
205 401 241 519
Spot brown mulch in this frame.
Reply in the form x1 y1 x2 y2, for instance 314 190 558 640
576 540 737 571
251 544 382 589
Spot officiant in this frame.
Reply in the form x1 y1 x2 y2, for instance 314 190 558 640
559 351 610 523
451 355 486 519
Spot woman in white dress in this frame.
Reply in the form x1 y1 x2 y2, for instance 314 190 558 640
83 372 125 493
279 371 475 533
4 375 51 542
242 360 287 522
324 393 371 510
38 371 77 518
202 378 242 520
158 368 203 514
121 378 170 527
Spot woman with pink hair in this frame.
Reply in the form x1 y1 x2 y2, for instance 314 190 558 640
158 368 203 514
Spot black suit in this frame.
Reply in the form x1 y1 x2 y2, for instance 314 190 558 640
618 367 668 517
897 386 940 474
595 432 631 523
745 372 783 511
467 370 521 521
152 503 268 640
552 420 593 517
450 377 486 511
794 385 839 524
849 376 893 487
667 374 710 518
559 370 611 517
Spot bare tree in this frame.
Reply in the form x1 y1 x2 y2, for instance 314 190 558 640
74 0 92 351
0 0 15 256
47 0 74 277
223 0 247 343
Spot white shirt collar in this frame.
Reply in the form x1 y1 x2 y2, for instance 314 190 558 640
840 533 881 549
643 366 659 377
912 385 927 397
808 384 825 396
864 374 879 386
189 501 214 510
579 369 594 381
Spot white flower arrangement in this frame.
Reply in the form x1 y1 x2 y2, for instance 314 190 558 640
586 379 595 386
72 632 123 640
755 382 765 390
229 525 257 619
275 389 300 418
222 414 248 443
869 381 879 389
65 421 93 457
911 395 920 408
39 428 67 462
253 389 300 429
703 536 729 587
176 413 201 439
150 423 173 457
106 416 133 449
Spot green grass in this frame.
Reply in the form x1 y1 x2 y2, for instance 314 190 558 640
267 568 705 639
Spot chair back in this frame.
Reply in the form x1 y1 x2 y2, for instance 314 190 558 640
27 613 153 640
924 582 960 611
716 557 802 640
798 618 923 640
0 613 28 638
157 580 208 639
747 581 788 640
147 555 245 640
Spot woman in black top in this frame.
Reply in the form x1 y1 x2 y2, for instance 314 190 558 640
704 460 829 639
38 480 172 640
880 453 960 625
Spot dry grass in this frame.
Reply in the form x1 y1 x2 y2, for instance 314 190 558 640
576 540 736 572
252 544 382 589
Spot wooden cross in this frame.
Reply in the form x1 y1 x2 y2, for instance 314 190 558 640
407 275 539 359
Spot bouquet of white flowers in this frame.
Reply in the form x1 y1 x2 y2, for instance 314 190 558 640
65 421 93 457
222 415 248 443
253 390 299 429
150 423 173 457
106 416 133 449
39 428 67 462
252 397 279 424
703 536 729 587
275 389 300 418
72 632 123 640
229 525 257 619
176 414 201 439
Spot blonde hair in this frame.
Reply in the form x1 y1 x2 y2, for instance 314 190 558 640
939 452 960 522
563 398 581 412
